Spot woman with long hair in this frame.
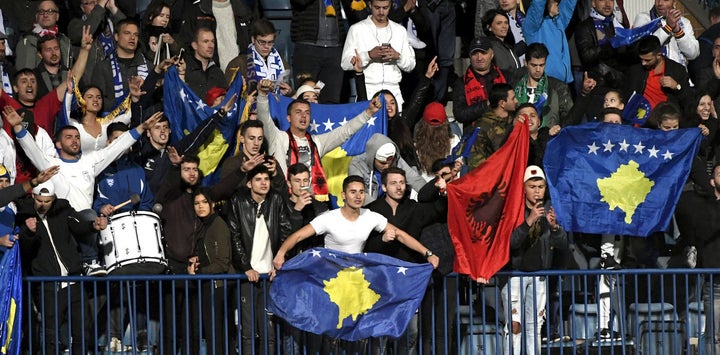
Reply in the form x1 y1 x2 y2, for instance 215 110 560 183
187 187 234 355
482 9 525 78
68 84 131 154
413 102 458 180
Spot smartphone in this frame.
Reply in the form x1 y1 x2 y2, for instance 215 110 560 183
301 185 312 192
382 43 391 48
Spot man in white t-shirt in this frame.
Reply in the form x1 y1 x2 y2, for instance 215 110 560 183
273 175 439 268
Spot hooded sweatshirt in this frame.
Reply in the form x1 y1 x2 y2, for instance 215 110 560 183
348 133 427 205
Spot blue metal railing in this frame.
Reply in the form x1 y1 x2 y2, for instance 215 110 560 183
19 269 720 354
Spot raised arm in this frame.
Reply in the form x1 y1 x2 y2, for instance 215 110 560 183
272 223 318 269
5 107 54 171
56 26 94 102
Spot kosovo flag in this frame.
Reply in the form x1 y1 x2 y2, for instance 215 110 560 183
622 92 652 127
266 95 387 206
269 248 432 341
610 17 662 48
544 122 702 237
0 237 22 355
446 120 529 282
163 66 245 184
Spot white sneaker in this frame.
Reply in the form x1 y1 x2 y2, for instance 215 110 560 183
109 337 122 352
83 261 107 276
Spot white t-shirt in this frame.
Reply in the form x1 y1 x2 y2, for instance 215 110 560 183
310 208 388 254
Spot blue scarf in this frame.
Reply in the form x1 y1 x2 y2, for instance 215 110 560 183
246 44 285 87
99 19 148 105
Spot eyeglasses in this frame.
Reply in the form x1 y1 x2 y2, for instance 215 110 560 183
255 39 275 47
37 9 59 15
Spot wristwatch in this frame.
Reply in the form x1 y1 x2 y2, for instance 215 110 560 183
676 84 682 91
424 250 433 258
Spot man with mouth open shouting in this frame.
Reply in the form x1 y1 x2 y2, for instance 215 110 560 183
0 25 94 185
256 78 381 199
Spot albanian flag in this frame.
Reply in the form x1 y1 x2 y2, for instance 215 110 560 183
447 120 529 282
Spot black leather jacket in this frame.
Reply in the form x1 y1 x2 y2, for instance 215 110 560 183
227 189 292 272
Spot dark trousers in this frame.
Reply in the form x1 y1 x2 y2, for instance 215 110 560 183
240 281 276 354
36 283 90 355
292 44 344 104
421 275 458 354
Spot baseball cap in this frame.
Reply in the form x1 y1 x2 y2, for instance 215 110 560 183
422 102 447 126
204 87 227 106
523 165 546 182
469 37 492 55
292 85 320 99
375 143 396 163
33 181 55 196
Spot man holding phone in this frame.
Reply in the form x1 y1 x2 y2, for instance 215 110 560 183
341 0 416 108
501 165 567 355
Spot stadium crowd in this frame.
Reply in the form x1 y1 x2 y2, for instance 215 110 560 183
3 0 720 353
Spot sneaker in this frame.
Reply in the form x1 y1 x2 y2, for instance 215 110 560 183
686 246 697 268
83 261 107 276
597 328 623 341
108 337 122 352
542 333 562 343
136 330 149 351
599 253 620 270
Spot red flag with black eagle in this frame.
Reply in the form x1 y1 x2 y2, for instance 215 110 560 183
447 120 529 282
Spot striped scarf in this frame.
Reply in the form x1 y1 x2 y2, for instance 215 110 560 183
246 43 285 88
99 19 148 104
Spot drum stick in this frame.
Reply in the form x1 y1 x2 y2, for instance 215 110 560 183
112 194 141 211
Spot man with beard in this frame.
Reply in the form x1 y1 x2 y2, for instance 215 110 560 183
133 94 237 195
34 35 67 98
14 0 73 71
0 25 93 184
155 152 248 354
452 37 507 135
364 167 446 353
256 79 380 197
624 35 692 111
6 106 162 275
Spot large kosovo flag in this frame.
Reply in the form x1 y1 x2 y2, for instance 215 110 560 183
267 95 387 206
544 122 702 237
269 248 432 341
446 121 529 282
0 240 22 355
163 66 245 184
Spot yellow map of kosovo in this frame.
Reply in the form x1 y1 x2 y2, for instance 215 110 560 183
597 160 654 224
323 267 381 329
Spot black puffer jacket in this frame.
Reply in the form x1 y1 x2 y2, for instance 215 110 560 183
17 198 94 276
227 189 292 272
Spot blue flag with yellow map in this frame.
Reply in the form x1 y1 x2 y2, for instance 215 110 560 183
267 95 387 206
544 122 702 237
163 66 245 185
269 248 432 341
0 239 22 355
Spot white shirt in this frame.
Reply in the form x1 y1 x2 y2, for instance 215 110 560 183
340 16 416 106
16 127 139 210
310 208 387 254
